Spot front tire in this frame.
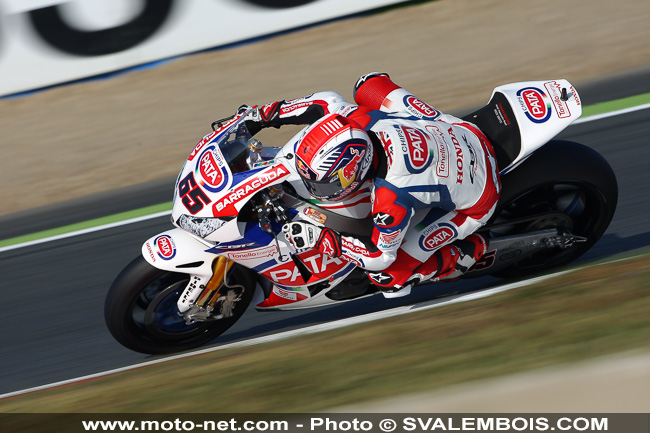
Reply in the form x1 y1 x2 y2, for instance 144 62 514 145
105 256 256 354
487 140 618 278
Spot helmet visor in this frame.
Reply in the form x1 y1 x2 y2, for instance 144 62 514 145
302 174 345 201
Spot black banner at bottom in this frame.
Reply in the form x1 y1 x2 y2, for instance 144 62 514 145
0 413 648 433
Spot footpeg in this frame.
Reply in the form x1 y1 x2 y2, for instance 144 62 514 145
543 233 588 249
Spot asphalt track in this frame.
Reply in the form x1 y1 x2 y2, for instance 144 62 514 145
1 73 649 396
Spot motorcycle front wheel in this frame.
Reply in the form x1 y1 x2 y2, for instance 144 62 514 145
104 256 256 354
486 140 618 278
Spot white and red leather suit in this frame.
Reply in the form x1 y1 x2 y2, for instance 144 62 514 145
248 73 501 291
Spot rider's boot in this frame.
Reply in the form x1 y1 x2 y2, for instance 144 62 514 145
369 233 487 298
378 282 413 299
415 233 488 282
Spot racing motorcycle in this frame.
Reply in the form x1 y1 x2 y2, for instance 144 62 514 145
105 79 618 354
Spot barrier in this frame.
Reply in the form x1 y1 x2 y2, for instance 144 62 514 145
0 0 409 96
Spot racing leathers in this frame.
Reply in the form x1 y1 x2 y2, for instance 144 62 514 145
246 73 501 296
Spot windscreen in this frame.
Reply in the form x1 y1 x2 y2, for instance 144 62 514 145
220 123 252 174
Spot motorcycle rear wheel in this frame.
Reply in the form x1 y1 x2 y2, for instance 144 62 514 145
487 140 618 278
105 256 256 354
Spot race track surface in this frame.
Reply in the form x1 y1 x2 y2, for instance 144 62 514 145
1 73 648 395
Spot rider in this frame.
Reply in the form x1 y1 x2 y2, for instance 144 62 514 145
243 73 501 297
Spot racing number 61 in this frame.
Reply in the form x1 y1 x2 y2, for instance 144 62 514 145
178 173 211 214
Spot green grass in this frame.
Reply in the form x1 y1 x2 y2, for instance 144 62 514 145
0 203 171 248
1 253 649 413
581 92 650 117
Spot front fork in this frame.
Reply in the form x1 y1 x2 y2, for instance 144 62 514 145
181 257 242 324
142 228 246 323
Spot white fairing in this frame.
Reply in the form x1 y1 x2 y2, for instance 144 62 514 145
494 79 582 173
142 228 217 312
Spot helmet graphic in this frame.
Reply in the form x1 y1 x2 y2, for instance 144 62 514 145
295 114 373 201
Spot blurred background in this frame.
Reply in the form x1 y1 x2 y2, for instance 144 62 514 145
1 0 649 218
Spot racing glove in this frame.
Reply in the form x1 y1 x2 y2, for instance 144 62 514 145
239 101 284 136
282 222 343 257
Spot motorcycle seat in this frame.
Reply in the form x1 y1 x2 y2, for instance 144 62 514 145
461 91 522 172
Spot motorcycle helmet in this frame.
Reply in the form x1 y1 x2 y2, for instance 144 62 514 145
294 113 374 201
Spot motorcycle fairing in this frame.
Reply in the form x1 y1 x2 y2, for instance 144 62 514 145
210 163 292 218
204 222 276 253
489 79 582 173
141 228 225 312
255 259 358 310
259 249 352 286
193 144 231 194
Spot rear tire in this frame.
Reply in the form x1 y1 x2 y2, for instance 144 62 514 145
487 140 618 278
105 256 256 354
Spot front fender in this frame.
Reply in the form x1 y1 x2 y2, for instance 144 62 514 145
142 228 223 312
142 228 216 278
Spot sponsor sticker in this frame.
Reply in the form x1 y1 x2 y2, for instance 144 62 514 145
252 159 276 168
340 148 365 187
493 103 512 126
154 235 176 260
401 126 433 174
196 146 229 192
403 95 440 119
274 288 298 301
263 251 347 286
517 87 551 123
319 237 337 257
145 242 156 263
281 100 313 115
544 81 572 119
425 125 449 178
212 164 290 216
303 207 328 224
373 212 395 227
205 242 258 253
227 245 279 261
378 230 402 249
368 271 393 285
447 127 465 184
570 86 581 106
419 223 457 251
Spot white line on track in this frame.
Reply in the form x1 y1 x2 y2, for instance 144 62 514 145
0 269 570 400
1 101 649 254
0 211 172 253
573 102 650 124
